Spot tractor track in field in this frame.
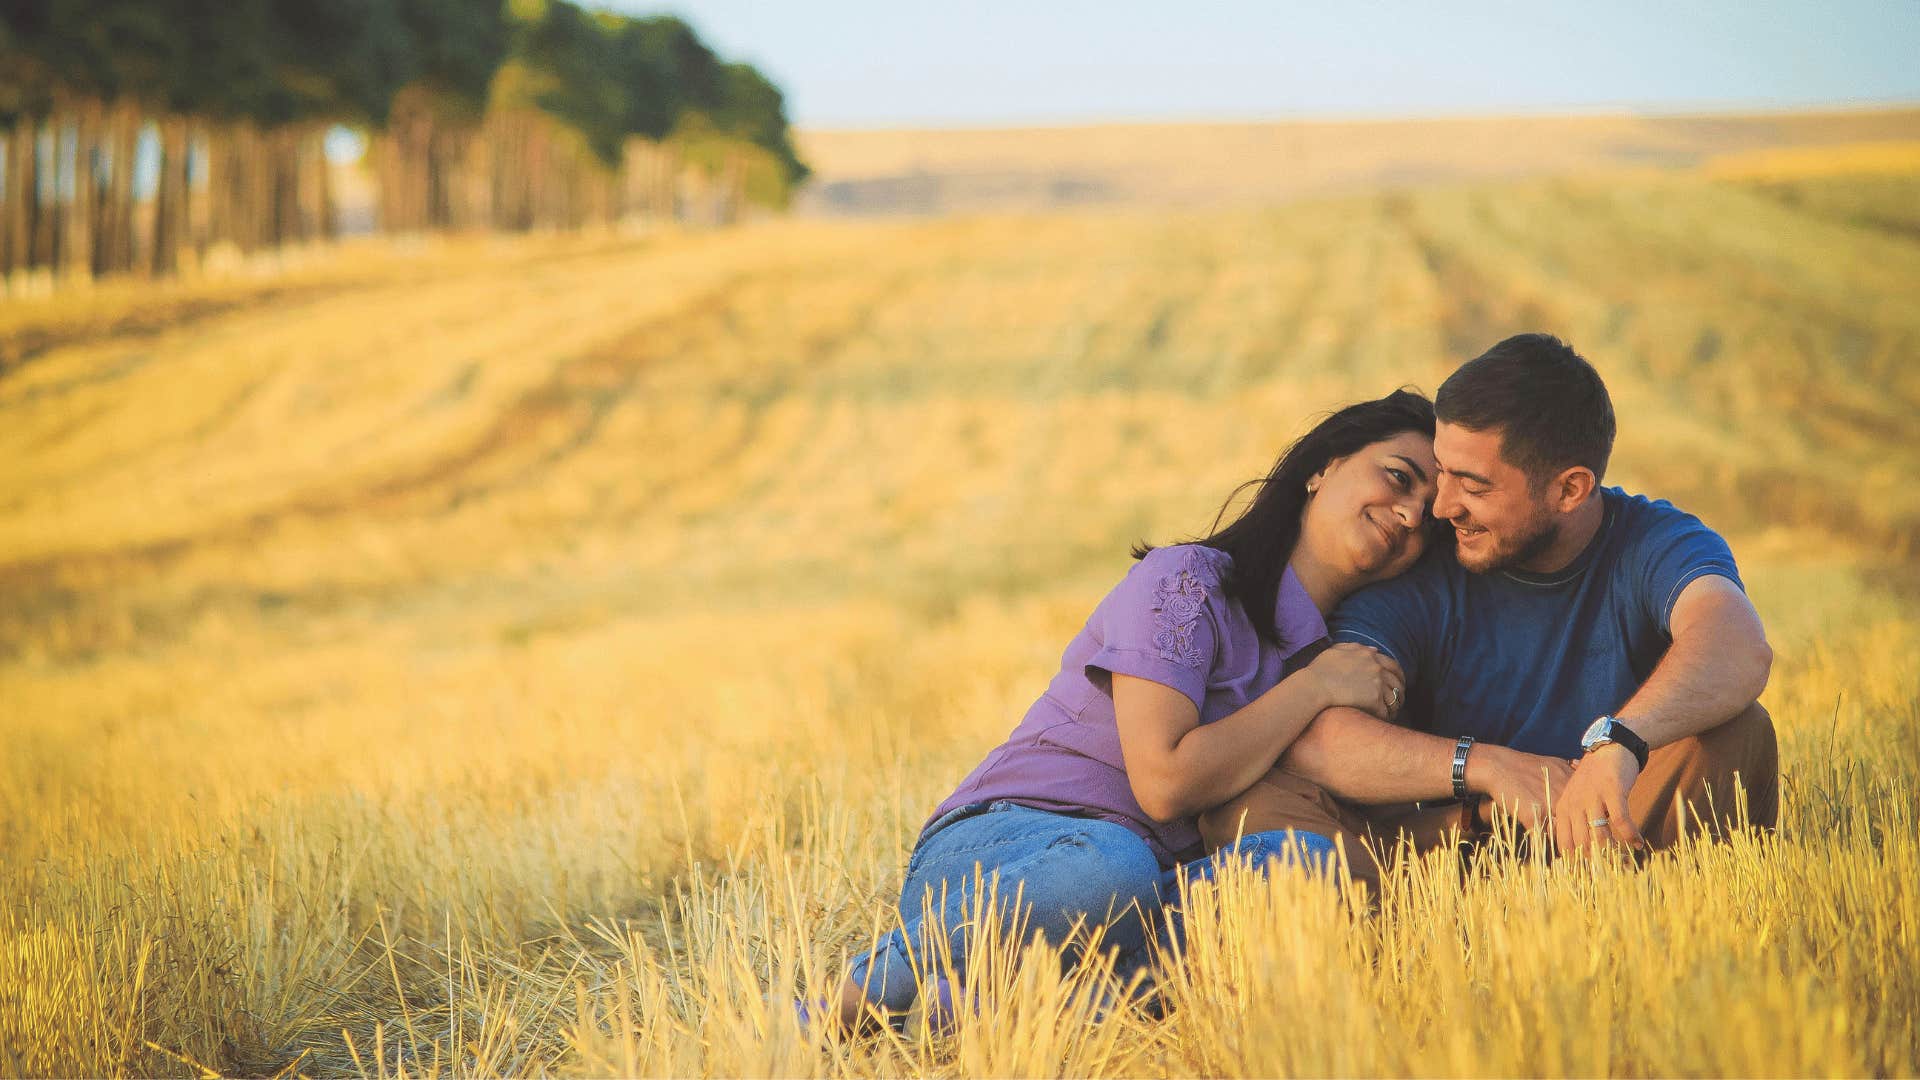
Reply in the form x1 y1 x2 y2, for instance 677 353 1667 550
1386 193 1553 361
0 233 680 399
0 273 763 661
602 265 925 531
0 282 373 392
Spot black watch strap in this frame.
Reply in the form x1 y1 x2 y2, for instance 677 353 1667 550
1605 720 1651 770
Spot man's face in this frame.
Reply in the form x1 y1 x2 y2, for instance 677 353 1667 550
1431 422 1559 573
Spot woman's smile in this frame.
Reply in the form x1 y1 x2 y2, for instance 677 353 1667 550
1365 510 1397 551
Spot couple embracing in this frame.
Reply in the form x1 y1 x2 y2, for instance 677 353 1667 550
812 333 1778 1033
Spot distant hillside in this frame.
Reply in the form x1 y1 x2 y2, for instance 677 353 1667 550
795 107 1920 216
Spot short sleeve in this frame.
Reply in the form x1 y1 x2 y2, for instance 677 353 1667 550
1328 573 1435 698
1631 501 1742 635
1084 546 1225 713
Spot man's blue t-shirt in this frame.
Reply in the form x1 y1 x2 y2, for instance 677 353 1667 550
1329 487 1741 758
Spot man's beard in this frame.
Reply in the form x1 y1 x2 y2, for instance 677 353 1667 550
1457 509 1560 574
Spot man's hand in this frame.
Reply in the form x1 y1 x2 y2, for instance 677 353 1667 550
1465 744 1576 832
1552 743 1647 855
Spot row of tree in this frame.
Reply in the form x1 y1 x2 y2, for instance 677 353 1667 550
0 0 809 289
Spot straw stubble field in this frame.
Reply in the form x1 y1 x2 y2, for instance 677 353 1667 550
2 161 1917 1076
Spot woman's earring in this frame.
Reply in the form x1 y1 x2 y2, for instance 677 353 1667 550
1306 479 1320 496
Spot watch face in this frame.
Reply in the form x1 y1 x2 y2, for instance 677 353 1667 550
1580 717 1612 751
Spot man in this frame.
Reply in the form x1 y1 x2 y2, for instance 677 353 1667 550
1200 333 1778 886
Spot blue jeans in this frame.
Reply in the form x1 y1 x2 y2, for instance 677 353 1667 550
846 801 1336 1012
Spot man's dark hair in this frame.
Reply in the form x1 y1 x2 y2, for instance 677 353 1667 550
1436 334 1615 486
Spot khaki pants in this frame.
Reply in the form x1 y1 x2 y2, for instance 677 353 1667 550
1198 703 1779 893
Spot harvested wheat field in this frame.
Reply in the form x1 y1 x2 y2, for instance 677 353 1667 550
2 161 1918 1076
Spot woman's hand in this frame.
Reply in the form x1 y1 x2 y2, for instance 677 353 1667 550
1304 642 1405 721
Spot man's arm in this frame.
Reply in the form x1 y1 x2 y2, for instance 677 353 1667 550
1555 573 1772 852
1615 574 1771 747
1277 707 1450 802
1283 564 1572 829
1280 707 1574 828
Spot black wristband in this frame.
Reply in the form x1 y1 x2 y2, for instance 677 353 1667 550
1451 735 1475 800
1608 722 1651 770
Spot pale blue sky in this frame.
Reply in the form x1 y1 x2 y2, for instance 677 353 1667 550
604 1 1920 128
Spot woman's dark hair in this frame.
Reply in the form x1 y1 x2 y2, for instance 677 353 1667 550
1133 388 1439 650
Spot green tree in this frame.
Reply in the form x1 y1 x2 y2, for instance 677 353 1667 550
711 61 808 186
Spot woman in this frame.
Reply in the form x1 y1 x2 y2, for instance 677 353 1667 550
818 389 1442 1033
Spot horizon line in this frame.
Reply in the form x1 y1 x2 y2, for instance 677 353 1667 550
795 97 1920 135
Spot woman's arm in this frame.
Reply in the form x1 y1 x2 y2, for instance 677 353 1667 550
1112 643 1401 823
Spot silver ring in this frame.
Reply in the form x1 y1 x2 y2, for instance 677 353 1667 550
1588 817 1611 828
1386 686 1401 710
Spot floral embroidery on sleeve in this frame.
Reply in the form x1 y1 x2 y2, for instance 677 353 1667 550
1151 568 1210 668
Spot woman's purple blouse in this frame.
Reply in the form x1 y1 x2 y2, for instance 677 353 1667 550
928 544 1330 866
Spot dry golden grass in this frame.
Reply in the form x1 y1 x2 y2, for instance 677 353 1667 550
1704 140 1920 180
1 162 1918 1076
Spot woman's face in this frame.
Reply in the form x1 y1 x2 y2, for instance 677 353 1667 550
1300 430 1441 586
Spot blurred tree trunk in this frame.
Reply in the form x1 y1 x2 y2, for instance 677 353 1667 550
715 147 744 226
284 129 305 242
589 166 609 228
378 89 441 234
492 110 532 231
45 110 68 276
556 158 569 228
619 138 665 224
618 137 639 222
659 142 680 221
31 120 57 269
313 126 334 239
0 123 12 280
99 103 138 276
176 117 198 272
249 122 274 252
187 126 210 261
271 126 299 246
526 119 549 230
238 122 265 254
203 122 231 257
262 127 282 247
456 128 487 229
426 124 449 229
374 123 396 233
2 118 33 281
293 126 322 242
63 100 99 284
150 115 189 277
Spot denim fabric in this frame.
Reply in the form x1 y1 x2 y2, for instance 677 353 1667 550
1177 827 1338 887
848 802 1163 1012
1155 828 1338 963
846 802 1338 1012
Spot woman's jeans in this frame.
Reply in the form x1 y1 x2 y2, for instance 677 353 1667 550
846 801 1335 1013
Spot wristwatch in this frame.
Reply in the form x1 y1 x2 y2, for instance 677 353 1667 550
1580 715 1649 770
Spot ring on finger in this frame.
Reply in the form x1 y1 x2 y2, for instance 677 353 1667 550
1386 686 1401 710
1588 817 1611 828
